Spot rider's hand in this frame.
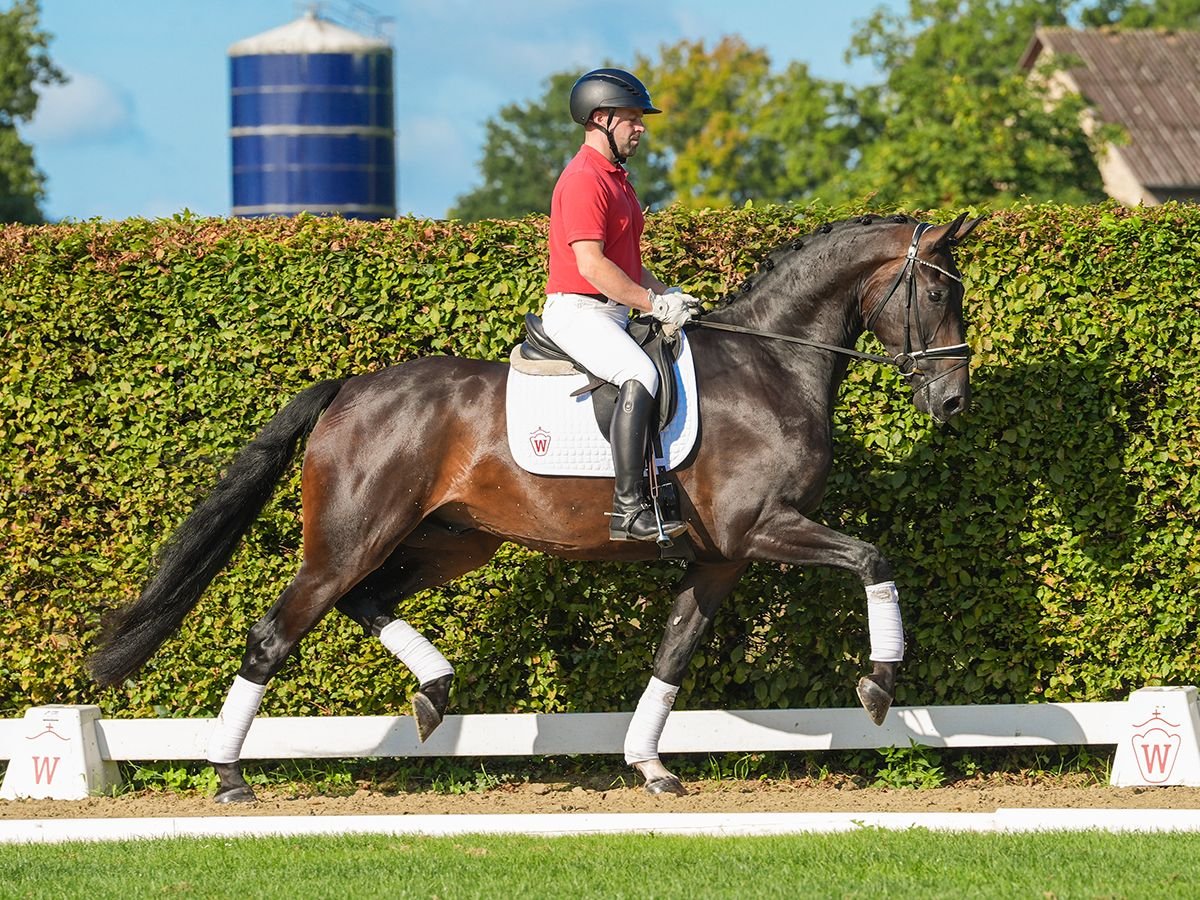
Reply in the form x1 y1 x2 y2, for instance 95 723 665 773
648 290 701 328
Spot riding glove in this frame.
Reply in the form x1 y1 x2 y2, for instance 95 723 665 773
648 290 701 328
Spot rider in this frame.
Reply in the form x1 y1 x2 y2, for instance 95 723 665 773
542 67 699 542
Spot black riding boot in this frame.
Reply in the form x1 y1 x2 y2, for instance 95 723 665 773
609 380 687 542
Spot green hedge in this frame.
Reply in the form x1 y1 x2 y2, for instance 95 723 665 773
1 203 1198 721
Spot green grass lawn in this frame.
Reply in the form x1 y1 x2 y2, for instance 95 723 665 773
3 830 1198 899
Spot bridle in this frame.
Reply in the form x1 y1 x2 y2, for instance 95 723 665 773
694 223 972 383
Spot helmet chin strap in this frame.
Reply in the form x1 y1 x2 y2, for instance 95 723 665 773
600 109 627 167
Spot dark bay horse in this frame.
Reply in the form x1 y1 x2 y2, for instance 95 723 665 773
89 213 983 801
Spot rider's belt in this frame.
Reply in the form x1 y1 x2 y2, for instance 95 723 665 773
578 292 615 304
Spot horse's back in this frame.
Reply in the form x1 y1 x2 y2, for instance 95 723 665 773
304 356 509 469
321 356 505 421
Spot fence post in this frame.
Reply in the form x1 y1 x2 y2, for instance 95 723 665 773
1110 686 1200 787
1 705 123 800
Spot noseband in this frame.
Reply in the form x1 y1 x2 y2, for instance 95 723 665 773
695 223 971 384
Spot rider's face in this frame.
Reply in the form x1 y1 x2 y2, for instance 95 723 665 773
599 107 646 158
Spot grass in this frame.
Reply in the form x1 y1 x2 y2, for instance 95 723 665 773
2 831 1198 898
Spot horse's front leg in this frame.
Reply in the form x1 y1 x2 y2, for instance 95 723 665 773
626 561 748 795
744 511 902 725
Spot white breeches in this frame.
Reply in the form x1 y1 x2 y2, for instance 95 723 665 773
542 292 659 395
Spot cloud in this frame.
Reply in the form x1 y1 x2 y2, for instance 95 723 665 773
24 70 136 145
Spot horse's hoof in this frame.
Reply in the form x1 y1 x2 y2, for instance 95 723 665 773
412 691 443 742
213 785 258 804
857 674 893 726
644 774 687 796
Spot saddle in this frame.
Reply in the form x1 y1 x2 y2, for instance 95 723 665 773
516 313 682 441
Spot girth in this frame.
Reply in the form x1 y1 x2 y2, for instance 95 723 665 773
519 313 681 441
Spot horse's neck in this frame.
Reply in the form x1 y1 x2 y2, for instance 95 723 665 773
707 260 870 412
717 271 862 355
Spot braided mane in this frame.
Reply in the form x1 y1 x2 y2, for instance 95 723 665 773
707 213 917 312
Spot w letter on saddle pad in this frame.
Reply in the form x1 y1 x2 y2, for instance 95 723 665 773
506 333 699 477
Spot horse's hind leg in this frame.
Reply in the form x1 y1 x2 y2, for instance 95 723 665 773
335 523 503 741
625 561 747 796
207 557 377 803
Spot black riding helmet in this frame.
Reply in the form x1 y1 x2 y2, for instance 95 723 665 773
569 68 661 165
569 68 661 126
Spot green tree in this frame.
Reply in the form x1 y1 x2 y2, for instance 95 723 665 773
1080 0 1200 26
750 61 861 204
0 0 62 224
636 36 772 208
830 0 1108 207
637 36 858 208
847 0 1073 88
449 70 668 222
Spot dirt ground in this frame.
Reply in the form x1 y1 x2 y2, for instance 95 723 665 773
5 775 1200 819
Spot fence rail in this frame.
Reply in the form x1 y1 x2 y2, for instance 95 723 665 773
4 688 1200 798
0 702 1134 762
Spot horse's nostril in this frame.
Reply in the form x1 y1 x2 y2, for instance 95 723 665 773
942 396 965 417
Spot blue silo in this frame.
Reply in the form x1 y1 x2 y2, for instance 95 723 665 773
229 11 395 219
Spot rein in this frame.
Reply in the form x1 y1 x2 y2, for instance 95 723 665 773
693 222 971 379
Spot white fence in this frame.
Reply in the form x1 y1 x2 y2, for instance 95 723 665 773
0 702 1134 760
3 687 1200 798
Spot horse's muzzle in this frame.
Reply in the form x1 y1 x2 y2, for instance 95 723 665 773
912 367 971 423
938 391 970 421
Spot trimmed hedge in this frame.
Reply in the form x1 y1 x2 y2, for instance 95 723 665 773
1 203 1198 721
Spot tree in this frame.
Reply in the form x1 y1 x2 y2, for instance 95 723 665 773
847 0 1073 89
828 0 1109 207
635 37 859 208
0 0 63 224
829 72 1108 207
1080 0 1200 27
449 71 668 221
636 36 772 208
748 61 861 205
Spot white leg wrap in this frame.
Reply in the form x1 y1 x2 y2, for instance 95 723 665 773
866 581 905 662
206 675 267 765
623 677 679 765
379 620 454 685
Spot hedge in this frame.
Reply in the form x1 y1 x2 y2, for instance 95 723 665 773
1 202 1198 722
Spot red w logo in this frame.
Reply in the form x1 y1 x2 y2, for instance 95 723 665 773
529 427 551 456
1132 727 1180 783
31 755 61 785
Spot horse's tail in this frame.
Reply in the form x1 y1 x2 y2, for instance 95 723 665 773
88 378 349 687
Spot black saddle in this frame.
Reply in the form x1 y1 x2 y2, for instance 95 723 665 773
521 313 682 441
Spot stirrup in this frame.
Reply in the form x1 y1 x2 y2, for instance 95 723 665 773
609 500 686 545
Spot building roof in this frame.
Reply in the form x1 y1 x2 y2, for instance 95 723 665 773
229 10 389 57
1019 27 1200 190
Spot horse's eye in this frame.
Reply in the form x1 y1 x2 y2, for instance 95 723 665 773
927 289 946 303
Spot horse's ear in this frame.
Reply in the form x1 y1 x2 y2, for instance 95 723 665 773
951 214 986 245
932 212 986 249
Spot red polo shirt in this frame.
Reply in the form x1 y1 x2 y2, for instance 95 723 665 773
546 145 645 295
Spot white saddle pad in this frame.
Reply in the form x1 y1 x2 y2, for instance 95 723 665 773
505 332 700 477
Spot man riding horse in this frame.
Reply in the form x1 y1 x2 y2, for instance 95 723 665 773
540 68 702 543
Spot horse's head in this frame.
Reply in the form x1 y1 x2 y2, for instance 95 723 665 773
862 214 983 423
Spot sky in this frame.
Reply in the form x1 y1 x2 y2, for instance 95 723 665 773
20 0 902 221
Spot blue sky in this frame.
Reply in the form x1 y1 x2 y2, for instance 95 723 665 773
21 0 901 221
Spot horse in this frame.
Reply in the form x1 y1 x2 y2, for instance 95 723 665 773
88 212 983 802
